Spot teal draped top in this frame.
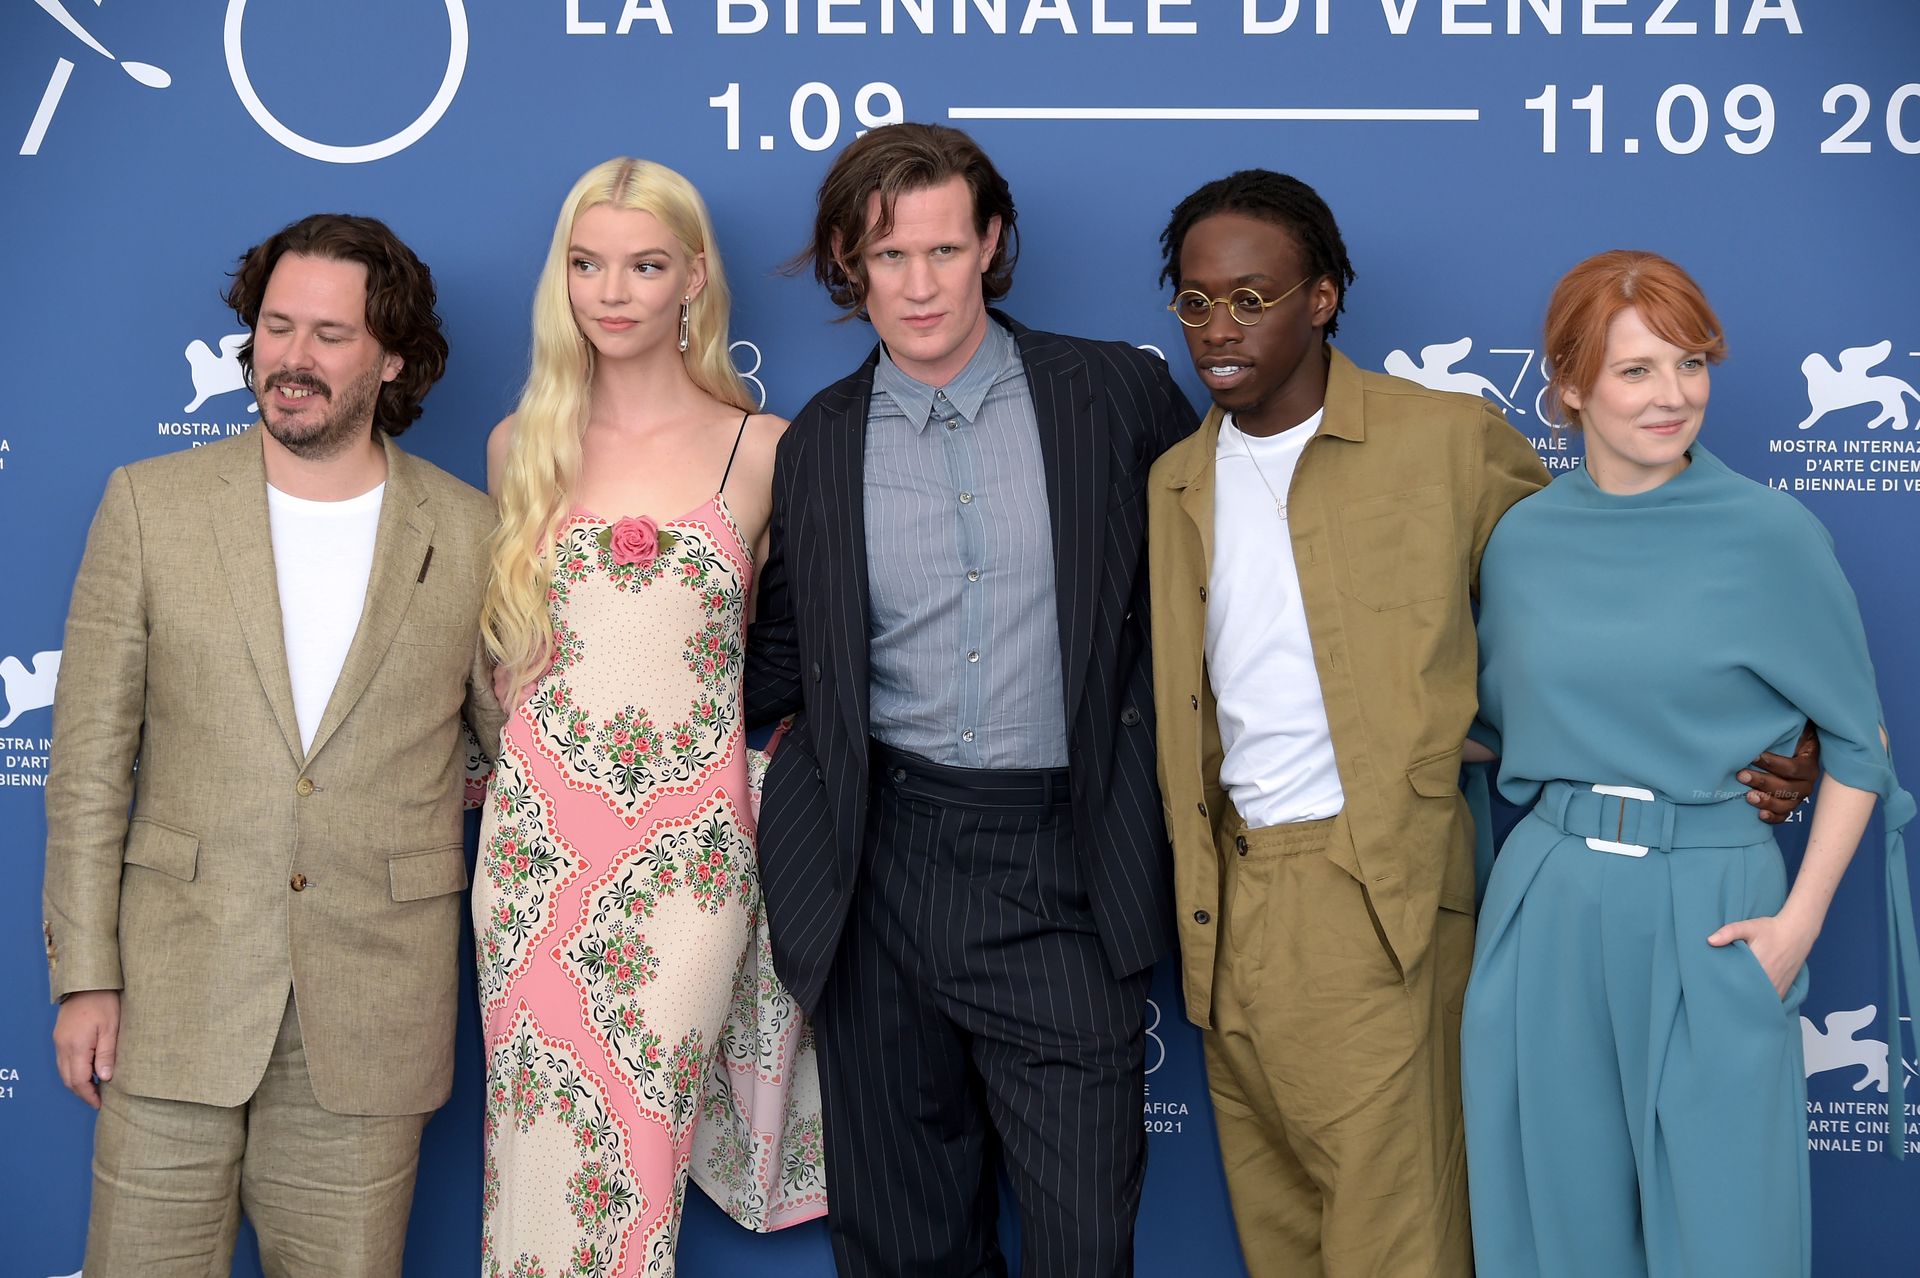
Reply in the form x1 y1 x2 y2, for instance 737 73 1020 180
1470 443 1919 1156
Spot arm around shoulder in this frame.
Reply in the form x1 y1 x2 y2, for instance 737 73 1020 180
1470 403 1551 590
1147 350 1200 458
744 420 804 726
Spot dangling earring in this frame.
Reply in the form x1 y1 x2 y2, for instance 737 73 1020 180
678 296 691 353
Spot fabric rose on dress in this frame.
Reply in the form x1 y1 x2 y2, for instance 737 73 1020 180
608 515 661 568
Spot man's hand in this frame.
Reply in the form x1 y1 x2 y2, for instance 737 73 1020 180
490 660 517 714
53 989 120 1108
1739 722 1820 825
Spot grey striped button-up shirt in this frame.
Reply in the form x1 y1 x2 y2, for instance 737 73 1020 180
864 319 1068 768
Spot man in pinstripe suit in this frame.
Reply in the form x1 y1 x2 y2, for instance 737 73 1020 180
747 123 1196 1277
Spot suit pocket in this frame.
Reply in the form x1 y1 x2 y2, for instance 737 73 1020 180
1406 747 1464 799
394 621 474 649
389 843 468 901
123 817 199 881
1339 485 1454 610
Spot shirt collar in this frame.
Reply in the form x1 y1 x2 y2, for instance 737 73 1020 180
875 317 1021 433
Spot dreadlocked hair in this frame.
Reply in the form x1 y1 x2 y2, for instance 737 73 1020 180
1158 169 1356 338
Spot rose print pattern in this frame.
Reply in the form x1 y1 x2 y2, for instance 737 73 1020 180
483 1015 643 1277
476 498 824 1275
524 518 743 828
477 747 584 1012
780 1113 826 1196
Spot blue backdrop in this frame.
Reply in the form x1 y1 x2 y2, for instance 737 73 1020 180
3 1 1917 1273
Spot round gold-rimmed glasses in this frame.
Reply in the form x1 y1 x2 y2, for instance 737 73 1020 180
1167 277 1310 328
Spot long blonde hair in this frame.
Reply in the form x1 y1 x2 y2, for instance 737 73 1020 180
482 158 754 693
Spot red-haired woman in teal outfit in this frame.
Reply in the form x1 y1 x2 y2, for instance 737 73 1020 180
1462 250 1919 1278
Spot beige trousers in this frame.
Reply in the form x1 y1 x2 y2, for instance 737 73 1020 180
1203 809 1475 1278
84 995 430 1278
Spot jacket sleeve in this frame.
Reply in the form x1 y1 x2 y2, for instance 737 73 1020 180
1469 402 1550 597
464 631 507 768
745 423 804 728
42 467 149 1001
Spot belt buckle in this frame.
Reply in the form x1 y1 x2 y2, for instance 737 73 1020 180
1586 784 1653 857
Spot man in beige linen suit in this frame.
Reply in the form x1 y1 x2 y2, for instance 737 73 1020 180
42 213 503 1277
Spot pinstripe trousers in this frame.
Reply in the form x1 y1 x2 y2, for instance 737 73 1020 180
813 750 1152 1278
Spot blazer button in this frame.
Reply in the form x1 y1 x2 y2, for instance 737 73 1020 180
290 872 309 892
1190 694 1199 710
1235 835 1249 856
1196 802 1207 817
1198 586 1207 602
1193 909 1211 925
811 662 822 682
1120 706 1140 727
294 777 315 797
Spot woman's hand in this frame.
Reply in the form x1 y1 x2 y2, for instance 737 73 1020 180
1707 911 1819 998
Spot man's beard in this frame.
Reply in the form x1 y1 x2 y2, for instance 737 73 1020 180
260 364 385 460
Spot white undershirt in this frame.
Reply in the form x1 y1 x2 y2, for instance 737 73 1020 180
266 482 385 754
1206 412 1345 828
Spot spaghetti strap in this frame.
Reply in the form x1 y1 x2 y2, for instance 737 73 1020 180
718 412 750 494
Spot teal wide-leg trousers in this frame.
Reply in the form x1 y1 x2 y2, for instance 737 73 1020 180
1462 802 1810 1278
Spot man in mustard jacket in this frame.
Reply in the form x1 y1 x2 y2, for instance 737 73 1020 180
1146 170 1812 1277
42 214 502 1277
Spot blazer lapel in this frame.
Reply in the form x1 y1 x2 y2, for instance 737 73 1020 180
1016 321 1102 725
210 428 303 766
817 360 875 753
303 435 433 764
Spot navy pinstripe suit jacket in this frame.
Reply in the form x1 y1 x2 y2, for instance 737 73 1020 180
746 313 1199 1013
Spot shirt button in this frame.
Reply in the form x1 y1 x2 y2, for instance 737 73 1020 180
945 420 959 431
290 872 308 892
967 569 980 582
967 650 980 663
962 729 975 743
1193 910 1211 925
959 492 974 505
295 777 315 797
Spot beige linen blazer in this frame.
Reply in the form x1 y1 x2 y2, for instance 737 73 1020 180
42 427 505 1116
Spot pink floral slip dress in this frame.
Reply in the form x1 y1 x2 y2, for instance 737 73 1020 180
473 418 825 1277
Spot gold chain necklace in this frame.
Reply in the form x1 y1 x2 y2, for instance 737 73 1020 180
1236 429 1288 519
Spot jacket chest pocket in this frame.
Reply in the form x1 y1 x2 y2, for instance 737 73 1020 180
1338 484 1455 611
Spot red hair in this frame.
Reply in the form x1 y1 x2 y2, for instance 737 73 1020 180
1543 250 1727 427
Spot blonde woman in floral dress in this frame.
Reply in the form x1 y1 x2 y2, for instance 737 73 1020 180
473 158 825 1277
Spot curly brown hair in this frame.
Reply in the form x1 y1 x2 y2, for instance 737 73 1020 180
790 123 1019 317
221 213 448 436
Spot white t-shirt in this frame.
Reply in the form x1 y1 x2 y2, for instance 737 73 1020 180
266 482 385 755
1206 412 1345 828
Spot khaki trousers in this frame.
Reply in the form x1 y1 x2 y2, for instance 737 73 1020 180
1203 809 1474 1278
84 995 429 1278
